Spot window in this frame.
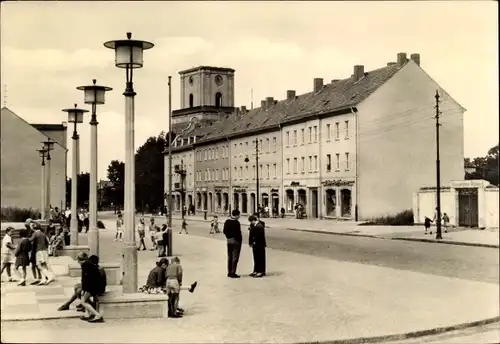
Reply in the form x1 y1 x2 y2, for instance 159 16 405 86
335 122 340 140
309 127 312 142
301 157 305 172
326 154 332 172
314 126 318 142
301 129 305 144
273 163 277 177
259 165 263 177
309 156 313 172
245 141 248 149
260 140 263 151
215 92 222 108
345 153 350 170
345 120 349 139
314 155 318 171
293 130 297 145
272 137 277 150
266 138 270 151
189 94 194 108
293 158 298 174
336 153 340 171
234 167 237 179
266 164 270 178
253 165 256 179
327 124 331 140
286 131 290 146
245 166 249 179
239 167 243 178
286 158 290 174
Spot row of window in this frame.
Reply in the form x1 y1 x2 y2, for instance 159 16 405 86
196 145 230 162
285 121 349 146
233 137 277 155
196 168 230 182
232 163 279 180
285 153 350 174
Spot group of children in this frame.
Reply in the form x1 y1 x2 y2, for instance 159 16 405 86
139 256 198 318
424 209 450 235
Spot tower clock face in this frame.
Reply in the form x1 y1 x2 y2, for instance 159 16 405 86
215 75 223 86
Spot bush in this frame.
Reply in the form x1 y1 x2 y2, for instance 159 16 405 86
359 209 414 226
1 207 41 223
97 220 106 229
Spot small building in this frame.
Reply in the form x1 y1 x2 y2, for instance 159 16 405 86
1 107 68 211
413 179 499 228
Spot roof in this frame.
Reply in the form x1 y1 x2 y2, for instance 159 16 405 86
31 123 68 131
179 66 235 75
171 62 405 152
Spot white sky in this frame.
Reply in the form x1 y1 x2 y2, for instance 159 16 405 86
1 1 498 179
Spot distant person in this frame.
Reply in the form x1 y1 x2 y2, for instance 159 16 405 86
442 213 450 233
223 210 242 278
424 216 432 235
209 215 219 234
156 225 168 257
1 227 17 282
114 214 124 242
248 215 267 278
179 219 188 235
137 218 147 251
148 217 157 251
30 223 56 285
280 207 285 218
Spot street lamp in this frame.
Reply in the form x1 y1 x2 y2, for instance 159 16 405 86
175 160 187 221
77 79 112 256
63 104 88 245
42 138 55 221
37 147 48 220
104 32 154 294
245 138 260 217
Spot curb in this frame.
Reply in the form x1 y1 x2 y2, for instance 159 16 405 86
294 316 500 344
1 313 81 322
391 237 500 249
285 227 379 239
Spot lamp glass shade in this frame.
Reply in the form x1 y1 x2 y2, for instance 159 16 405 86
44 141 55 150
84 88 106 105
38 150 46 158
68 111 84 124
115 44 144 69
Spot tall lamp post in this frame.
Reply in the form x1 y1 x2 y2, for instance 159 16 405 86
77 79 112 256
42 138 55 221
37 148 47 220
104 32 154 294
175 160 187 220
245 138 260 217
63 104 88 245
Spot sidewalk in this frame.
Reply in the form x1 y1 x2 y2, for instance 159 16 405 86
1 228 499 343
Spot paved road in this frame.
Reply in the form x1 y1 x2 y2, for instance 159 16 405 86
95 215 499 284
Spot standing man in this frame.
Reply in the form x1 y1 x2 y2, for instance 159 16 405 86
248 215 267 278
30 223 56 285
223 210 242 278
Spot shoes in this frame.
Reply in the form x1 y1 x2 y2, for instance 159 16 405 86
88 317 104 323
168 313 183 318
143 248 147 251
249 272 257 277
17 280 26 286
58 305 70 311
80 315 94 321
30 280 41 285
189 281 198 293
254 273 265 278
229 274 240 278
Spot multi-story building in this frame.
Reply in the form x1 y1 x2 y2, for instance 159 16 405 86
167 52 465 220
1 107 68 211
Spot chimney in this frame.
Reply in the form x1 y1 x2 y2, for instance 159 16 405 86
410 53 420 66
261 100 266 109
313 78 323 93
353 65 364 81
387 62 396 66
331 79 339 83
265 97 274 109
235 108 240 116
286 90 296 101
397 52 407 66
241 105 247 114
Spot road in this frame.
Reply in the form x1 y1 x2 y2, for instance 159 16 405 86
96 214 499 285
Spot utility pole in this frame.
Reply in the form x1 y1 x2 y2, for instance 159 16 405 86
434 90 442 240
167 76 173 256
255 138 260 217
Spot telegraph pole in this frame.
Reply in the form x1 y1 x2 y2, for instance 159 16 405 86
167 76 173 256
255 138 260 217
434 90 442 240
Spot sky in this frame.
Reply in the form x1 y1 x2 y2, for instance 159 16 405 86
1 1 498 180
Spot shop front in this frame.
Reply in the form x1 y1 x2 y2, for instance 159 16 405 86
321 179 355 219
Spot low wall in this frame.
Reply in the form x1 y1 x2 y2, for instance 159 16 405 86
485 188 499 228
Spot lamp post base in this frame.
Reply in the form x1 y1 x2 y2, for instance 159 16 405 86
122 243 138 294
70 218 79 245
87 227 99 256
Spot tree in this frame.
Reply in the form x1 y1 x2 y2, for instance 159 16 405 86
65 172 90 208
465 143 499 186
135 131 172 212
107 160 125 208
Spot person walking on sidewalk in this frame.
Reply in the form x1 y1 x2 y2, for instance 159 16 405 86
30 223 56 285
223 210 242 278
442 213 450 233
179 219 188 235
248 215 267 278
1 227 17 282
148 217 157 251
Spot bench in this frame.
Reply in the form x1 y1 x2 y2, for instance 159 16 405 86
69 259 122 285
96 292 169 319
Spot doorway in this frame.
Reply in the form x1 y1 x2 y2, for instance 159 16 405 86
458 188 479 227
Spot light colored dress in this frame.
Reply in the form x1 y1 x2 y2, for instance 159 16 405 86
1 233 15 264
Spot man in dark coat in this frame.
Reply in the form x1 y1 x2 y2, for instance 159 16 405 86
223 210 242 278
248 215 267 278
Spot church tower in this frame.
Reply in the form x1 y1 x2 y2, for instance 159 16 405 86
172 66 235 126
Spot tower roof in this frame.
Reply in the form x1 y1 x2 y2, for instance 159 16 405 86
178 66 235 75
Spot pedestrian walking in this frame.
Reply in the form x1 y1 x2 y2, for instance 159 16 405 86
209 215 219 234
248 215 267 278
149 217 157 251
179 219 188 234
424 216 432 235
30 223 56 285
1 227 17 282
76 252 104 323
137 218 147 251
223 210 242 278
14 229 31 286
114 214 124 242
442 213 450 233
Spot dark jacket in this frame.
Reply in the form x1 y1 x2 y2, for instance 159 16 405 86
249 221 267 247
81 260 102 296
223 218 242 243
146 266 166 288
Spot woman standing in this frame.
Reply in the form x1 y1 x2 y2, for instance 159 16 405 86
14 229 31 286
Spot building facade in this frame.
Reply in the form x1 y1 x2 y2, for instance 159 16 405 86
166 52 466 220
1 107 68 211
